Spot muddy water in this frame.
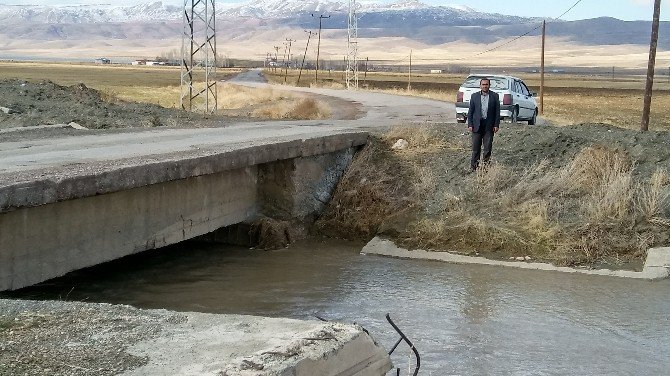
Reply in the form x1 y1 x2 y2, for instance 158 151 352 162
6 238 670 375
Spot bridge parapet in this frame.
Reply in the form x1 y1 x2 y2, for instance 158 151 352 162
0 132 367 291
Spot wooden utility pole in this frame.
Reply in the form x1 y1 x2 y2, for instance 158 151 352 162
364 57 368 84
284 38 295 83
540 20 545 115
641 0 662 131
273 46 280 72
408 50 412 91
298 31 316 86
313 14 330 83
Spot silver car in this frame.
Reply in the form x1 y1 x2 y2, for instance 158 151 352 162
455 74 538 125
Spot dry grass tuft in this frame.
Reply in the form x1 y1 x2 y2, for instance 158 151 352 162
471 163 513 194
106 85 181 108
503 160 574 208
383 124 454 153
218 84 287 109
567 145 632 190
312 81 346 90
217 84 330 120
287 97 331 119
636 168 670 223
583 168 634 224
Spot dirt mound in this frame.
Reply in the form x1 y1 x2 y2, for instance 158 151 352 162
316 122 670 268
0 79 230 131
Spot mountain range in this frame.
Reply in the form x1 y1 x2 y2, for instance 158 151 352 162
0 0 667 68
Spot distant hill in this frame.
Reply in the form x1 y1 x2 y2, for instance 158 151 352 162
0 0 667 65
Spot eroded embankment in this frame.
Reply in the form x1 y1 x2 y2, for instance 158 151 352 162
316 123 670 268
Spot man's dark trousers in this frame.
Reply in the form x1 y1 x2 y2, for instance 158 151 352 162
470 119 494 170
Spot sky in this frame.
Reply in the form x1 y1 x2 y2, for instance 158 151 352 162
4 0 670 21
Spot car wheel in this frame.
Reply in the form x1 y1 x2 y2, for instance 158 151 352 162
528 109 537 125
457 119 466 124
510 107 518 124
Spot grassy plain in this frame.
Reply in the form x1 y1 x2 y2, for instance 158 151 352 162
0 61 328 119
264 68 670 130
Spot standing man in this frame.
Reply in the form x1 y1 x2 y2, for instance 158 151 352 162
467 77 501 172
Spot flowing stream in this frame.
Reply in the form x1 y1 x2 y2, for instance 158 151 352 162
5 238 669 375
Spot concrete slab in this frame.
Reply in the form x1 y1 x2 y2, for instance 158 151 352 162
0 299 392 376
125 312 393 376
643 247 670 279
361 237 670 281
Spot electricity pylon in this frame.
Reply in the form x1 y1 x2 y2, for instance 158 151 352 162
346 0 359 90
180 0 217 113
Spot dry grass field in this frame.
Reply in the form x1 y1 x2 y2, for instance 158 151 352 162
264 68 670 131
0 62 328 119
4 61 669 129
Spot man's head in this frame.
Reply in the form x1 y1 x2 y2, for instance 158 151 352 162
480 78 490 93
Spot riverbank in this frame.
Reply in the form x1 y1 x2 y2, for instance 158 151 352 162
0 299 391 375
316 122 670 269
362 237 670 280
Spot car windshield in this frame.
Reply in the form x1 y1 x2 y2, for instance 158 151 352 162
463 76 508 90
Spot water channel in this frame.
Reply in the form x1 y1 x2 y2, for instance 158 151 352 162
4 238 669 375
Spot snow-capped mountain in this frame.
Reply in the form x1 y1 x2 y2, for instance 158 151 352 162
0 0 522 25
0 0 666 62
0 2 182 23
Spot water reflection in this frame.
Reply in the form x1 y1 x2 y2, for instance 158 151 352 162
3 238 669 375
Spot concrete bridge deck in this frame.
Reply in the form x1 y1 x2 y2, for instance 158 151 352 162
0 74 453 292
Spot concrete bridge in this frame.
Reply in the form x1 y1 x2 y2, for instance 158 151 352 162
0 73 453 291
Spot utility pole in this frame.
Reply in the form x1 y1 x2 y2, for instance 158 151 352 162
298 30 316 86
180 0 217 113
281 41 288 79
273 45 280 72
313 14 330 83
540 19 545 115
284 38 295 83
407 49 412 91
641 0 661 132
364 56 368 85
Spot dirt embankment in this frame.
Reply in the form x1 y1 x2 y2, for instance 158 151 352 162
315 123 670 268
0 79 237 136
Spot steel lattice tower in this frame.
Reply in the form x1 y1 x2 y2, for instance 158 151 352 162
346 0 358 90
180 0 217 113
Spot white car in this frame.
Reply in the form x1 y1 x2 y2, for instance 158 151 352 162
455 74 538 125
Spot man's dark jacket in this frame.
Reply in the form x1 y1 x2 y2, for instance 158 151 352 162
467 91 501 132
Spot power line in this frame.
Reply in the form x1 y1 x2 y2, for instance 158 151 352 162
469 0 584 58
555 0 585 20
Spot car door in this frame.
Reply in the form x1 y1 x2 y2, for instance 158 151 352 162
519 81 536 118
513 79 533 119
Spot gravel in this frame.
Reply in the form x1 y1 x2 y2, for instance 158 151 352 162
0 299 186 376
